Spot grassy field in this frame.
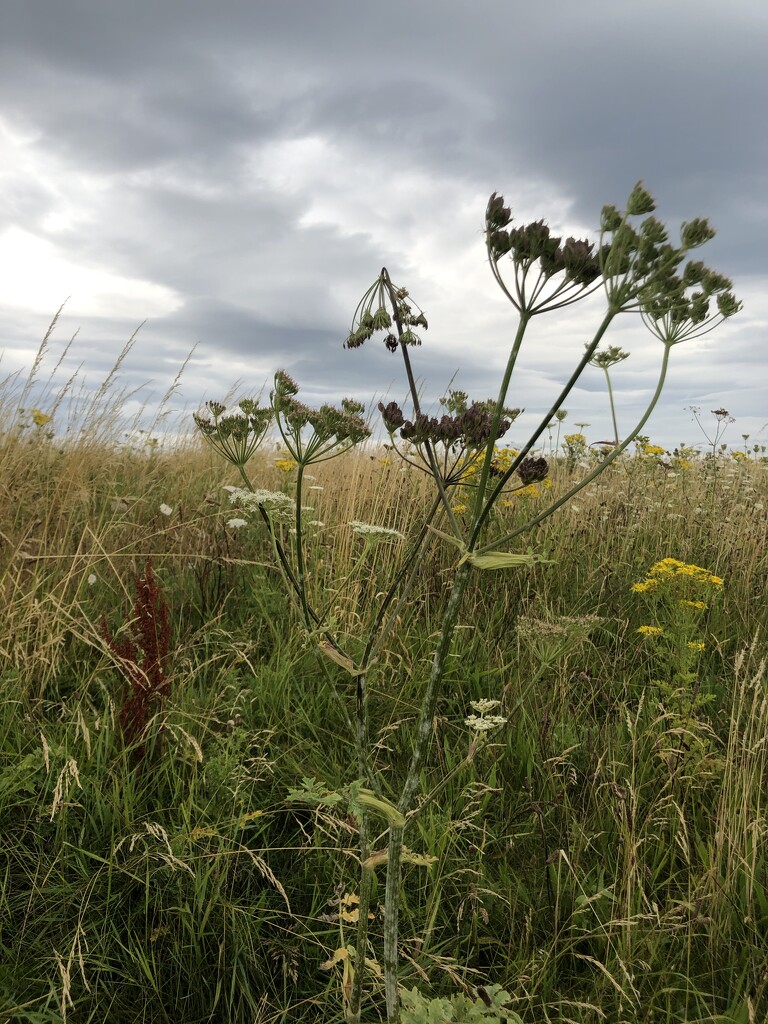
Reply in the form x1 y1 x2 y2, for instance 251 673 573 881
1 362 767 1023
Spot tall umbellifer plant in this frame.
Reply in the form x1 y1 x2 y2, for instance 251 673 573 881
195 183 739 1023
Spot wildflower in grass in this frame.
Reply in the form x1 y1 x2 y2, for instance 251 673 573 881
465 698 507 733
562 432 588 469
465 713 508 733
451 502 468 514
195 398 273 468
275 453 298 472
227 486 296 521
636 557 724 590
631 555 722 751
517 613 603 667
489 447 519 476
87 573 97 586
159 503 173 516
470 698 502 714
31 408 52 427
226 518 248 529
349 521 405 543
731 449 747 462
640 442 667 457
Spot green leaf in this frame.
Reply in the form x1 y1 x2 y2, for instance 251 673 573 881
460 550 552 570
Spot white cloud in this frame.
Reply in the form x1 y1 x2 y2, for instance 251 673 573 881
0 226 182 318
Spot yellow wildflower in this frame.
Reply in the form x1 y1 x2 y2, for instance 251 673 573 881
630 579 660 593
637 625 664 636
687 641 706 651
31 409 52 427
680 599 706 610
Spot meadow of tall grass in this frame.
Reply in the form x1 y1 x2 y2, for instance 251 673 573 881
2 186 767 1024
1 337 766 1023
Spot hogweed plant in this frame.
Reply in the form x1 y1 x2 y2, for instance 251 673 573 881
195 182 740 1023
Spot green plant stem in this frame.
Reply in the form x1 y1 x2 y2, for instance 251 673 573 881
470 314 531 525
381 269 460 539
294 461 312 627
382 560 473 1023
476 342 673 554
361 492 444 668
349 834 374 1024
470 308 616 547
604 365 620 447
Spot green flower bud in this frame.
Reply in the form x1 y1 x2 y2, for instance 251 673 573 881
681 218 716 249
486 192 513 229
600 205 623 232
273 370 299 397
717 291 741 318
626 181 656 216
371 307 392 330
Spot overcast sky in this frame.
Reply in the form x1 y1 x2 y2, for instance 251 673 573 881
1 0 766 451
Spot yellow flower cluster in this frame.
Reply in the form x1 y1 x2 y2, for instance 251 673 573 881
503 479 553 503
490 447 518 474
458 448 519 484
640 442 667 457
631 557 723 593
637 625 664 636
31 409 52 427
274 454 298 472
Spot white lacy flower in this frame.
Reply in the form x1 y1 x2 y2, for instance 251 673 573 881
465 714 508 733
226 518 248 529
227 486 296 521
469 699 501 714
349 520 405 542
87 573 97 586
159 503 173 516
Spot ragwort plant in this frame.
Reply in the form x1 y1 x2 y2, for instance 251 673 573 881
195 182 740 1023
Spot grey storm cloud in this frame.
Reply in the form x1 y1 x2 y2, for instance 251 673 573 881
1 0 766 449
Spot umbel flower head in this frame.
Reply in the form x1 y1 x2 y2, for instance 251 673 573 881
486 193 606 313
378 396 514 453
194 398 273 467
271 370 370 464
485 181 741 330
516 456 548 486
343 269 428 352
